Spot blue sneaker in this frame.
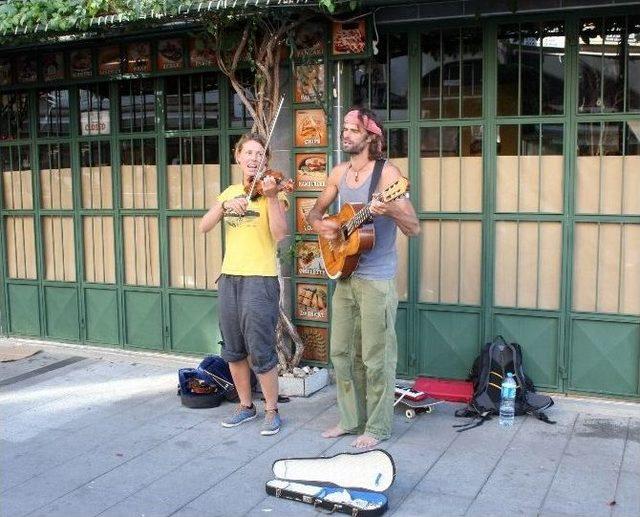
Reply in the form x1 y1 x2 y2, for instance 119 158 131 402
261 409 281 436
221 404 257 428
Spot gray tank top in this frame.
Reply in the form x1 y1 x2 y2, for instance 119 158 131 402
338 165 398 280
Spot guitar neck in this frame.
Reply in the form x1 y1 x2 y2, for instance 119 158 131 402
340 177 408 238
344 203 373 238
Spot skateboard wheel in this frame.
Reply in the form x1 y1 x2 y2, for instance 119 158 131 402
405 409 416 419
424 406 432 414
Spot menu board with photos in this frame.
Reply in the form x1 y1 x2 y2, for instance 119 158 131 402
16 55 37 84
295 153 327 191
332 20 367 56
295 197 316 235
70 49 93 79
298 325 329 363
42 53 65 82
294 63 325 103
157 39 184 70
0 33 227 86
126 42 152 73
295 109 327 147
98 46 121 76
189 37 216 68
295 283 328 322
294 22 326 59
296 240 325 279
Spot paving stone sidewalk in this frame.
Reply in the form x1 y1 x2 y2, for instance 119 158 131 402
1 339 639 517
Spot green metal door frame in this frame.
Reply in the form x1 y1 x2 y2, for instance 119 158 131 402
0 143 6 337
486 14 569 392
337 7 639 396
1 11 638 395
0 38 252 353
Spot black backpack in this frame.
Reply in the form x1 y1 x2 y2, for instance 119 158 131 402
454 336 555 431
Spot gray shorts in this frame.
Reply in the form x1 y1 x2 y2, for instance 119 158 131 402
218 274 280 374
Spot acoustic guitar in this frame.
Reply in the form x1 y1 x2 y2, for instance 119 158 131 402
318 177 409 279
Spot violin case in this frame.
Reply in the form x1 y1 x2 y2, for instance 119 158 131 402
265 449 395 516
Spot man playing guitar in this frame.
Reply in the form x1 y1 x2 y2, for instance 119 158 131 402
307 107 420 448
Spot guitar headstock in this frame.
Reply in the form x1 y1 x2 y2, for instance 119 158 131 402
377 176 409 203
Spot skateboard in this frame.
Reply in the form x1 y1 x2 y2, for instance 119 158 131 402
394 378 473 419
394 396 444 419
394 385 443 419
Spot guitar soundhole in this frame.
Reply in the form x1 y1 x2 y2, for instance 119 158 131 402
328 227 348 253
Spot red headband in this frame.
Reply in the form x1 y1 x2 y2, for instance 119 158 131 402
344 110 382 137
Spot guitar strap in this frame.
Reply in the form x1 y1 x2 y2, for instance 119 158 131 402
367 159 386 202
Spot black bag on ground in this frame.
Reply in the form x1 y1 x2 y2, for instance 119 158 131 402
177 355 237 408
177 352 260 408
454 336 555 431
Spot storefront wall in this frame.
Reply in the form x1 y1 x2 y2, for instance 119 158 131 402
0 8 639 397
0 38 259 355
344 11 639 396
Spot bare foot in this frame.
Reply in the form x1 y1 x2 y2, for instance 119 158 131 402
322 425 349 438
351 434 380 448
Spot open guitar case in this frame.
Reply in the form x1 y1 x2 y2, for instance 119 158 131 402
265 449 395 516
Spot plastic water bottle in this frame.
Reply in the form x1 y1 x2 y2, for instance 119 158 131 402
499 372 516 427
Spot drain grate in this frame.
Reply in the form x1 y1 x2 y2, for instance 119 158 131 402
0 356 87 387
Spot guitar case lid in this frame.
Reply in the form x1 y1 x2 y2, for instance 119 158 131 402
266 450 395 516
272 449 395 491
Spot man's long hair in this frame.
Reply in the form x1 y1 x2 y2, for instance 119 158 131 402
349 106 386 161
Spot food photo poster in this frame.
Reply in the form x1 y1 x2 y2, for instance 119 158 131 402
295 153 327 191
332 20 367 56
294 63 325 103
295 109 328 148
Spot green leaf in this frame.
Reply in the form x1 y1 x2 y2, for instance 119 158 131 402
319 0 335 13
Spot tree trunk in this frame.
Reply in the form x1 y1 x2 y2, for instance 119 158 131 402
205 13 310 371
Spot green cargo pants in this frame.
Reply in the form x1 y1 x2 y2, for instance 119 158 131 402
330 276 398 440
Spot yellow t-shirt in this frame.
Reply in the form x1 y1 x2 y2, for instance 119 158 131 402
217 184 289 276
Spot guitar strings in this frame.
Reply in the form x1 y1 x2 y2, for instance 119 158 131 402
340 179 406 237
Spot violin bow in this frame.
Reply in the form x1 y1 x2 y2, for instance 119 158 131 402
244 95 286 203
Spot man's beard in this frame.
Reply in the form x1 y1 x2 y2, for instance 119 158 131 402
342 136 368 155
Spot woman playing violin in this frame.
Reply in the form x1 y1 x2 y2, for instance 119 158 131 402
199 132 289 436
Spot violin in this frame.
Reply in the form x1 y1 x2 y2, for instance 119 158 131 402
243 169 294 201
